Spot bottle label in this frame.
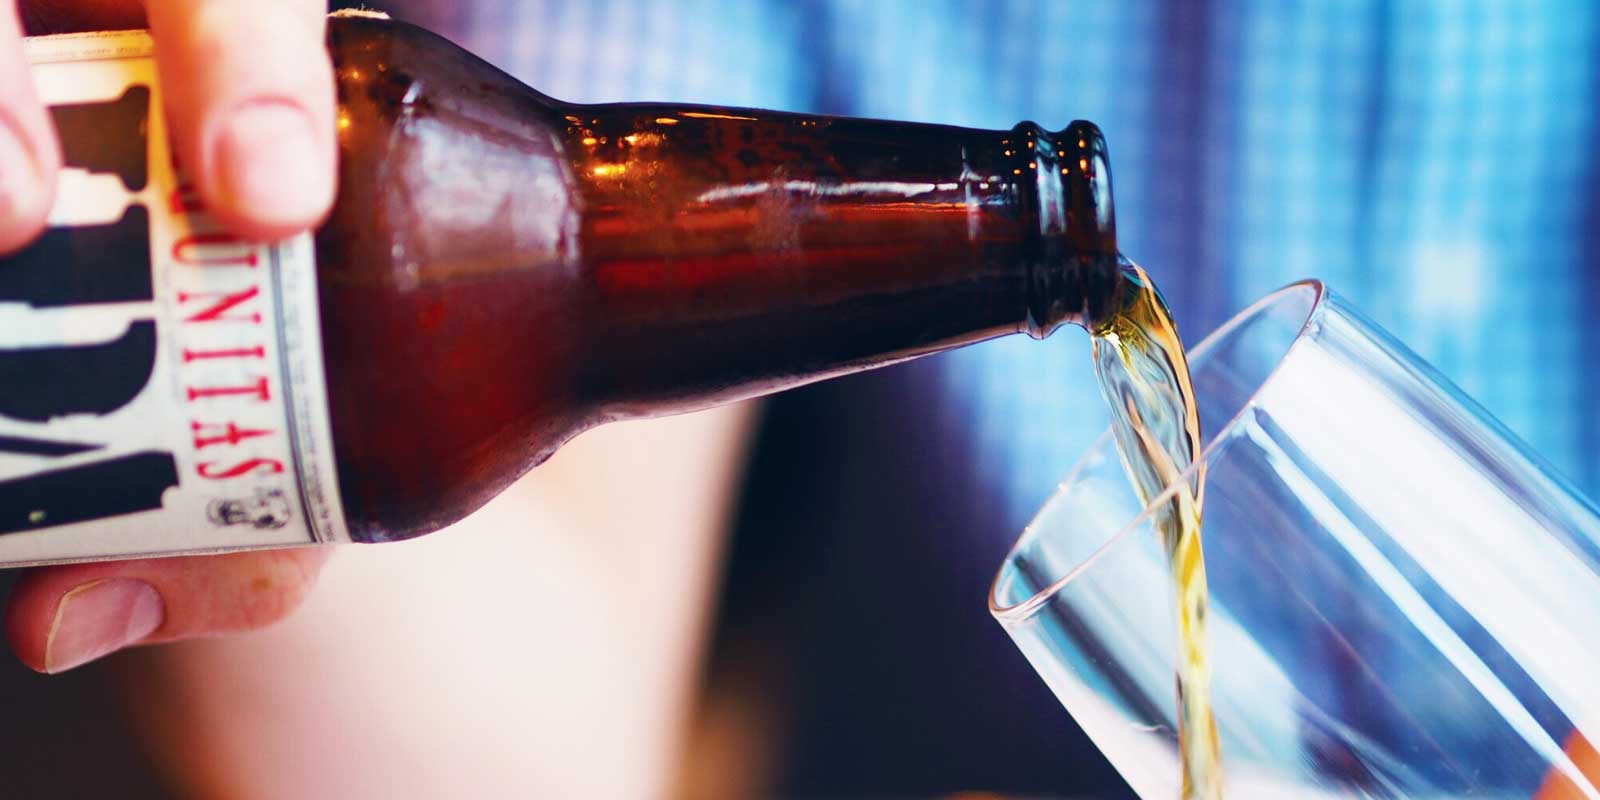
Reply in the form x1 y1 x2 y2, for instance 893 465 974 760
0 30 349 566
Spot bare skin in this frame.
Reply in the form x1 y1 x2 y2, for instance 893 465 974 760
2 0 337 673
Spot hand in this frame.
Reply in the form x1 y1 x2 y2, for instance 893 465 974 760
2 0 337 673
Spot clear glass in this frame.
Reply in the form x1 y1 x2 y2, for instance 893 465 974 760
990 282 1600 799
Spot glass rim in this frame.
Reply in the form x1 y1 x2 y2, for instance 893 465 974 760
988 279 1328 623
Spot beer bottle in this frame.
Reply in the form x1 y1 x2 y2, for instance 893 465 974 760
1 13 1121 563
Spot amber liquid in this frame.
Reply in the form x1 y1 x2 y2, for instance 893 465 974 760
1091 263 1222 798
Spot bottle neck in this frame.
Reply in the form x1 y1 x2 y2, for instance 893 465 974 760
564 105 1122 419
1016 120 1125 335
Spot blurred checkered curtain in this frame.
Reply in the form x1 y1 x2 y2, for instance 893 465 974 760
815 0 1600 521
906 0 1600 525
443 0 808 107
1219 1 1600 493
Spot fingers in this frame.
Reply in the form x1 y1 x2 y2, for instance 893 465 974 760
7 0 334 249
5 547 332 673
143 0 335 240
0 2 61 254
0 3 340 675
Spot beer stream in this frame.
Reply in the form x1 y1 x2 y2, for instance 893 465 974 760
1091 263 1223 798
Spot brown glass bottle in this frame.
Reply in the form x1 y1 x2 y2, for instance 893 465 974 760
319 15 1124 543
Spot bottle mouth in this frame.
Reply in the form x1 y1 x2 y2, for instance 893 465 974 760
1048 120 1117 256
1019 120 1122 337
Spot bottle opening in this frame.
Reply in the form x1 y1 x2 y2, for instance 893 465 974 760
1022 120 1120 336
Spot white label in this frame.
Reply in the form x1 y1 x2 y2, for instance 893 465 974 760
0 30 348 566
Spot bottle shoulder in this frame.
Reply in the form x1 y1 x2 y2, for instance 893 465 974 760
322 13 581 289
318 16 588 543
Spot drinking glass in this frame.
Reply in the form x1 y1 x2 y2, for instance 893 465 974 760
990 281 1600 798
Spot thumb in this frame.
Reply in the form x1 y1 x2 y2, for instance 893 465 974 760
5 548 331 673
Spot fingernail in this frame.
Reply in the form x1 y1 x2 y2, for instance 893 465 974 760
212 101 328 231
45 579 165 674
0 120 46 223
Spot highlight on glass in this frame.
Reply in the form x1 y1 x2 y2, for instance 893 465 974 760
991 281 1600 799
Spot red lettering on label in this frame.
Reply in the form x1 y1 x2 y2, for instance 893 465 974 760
187 377 271 402
182 345 266 362
173 233 258 267
198 457 285 480
178 286 261 324
190 421 275 449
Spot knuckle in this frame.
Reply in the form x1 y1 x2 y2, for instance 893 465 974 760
221 549 323 631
